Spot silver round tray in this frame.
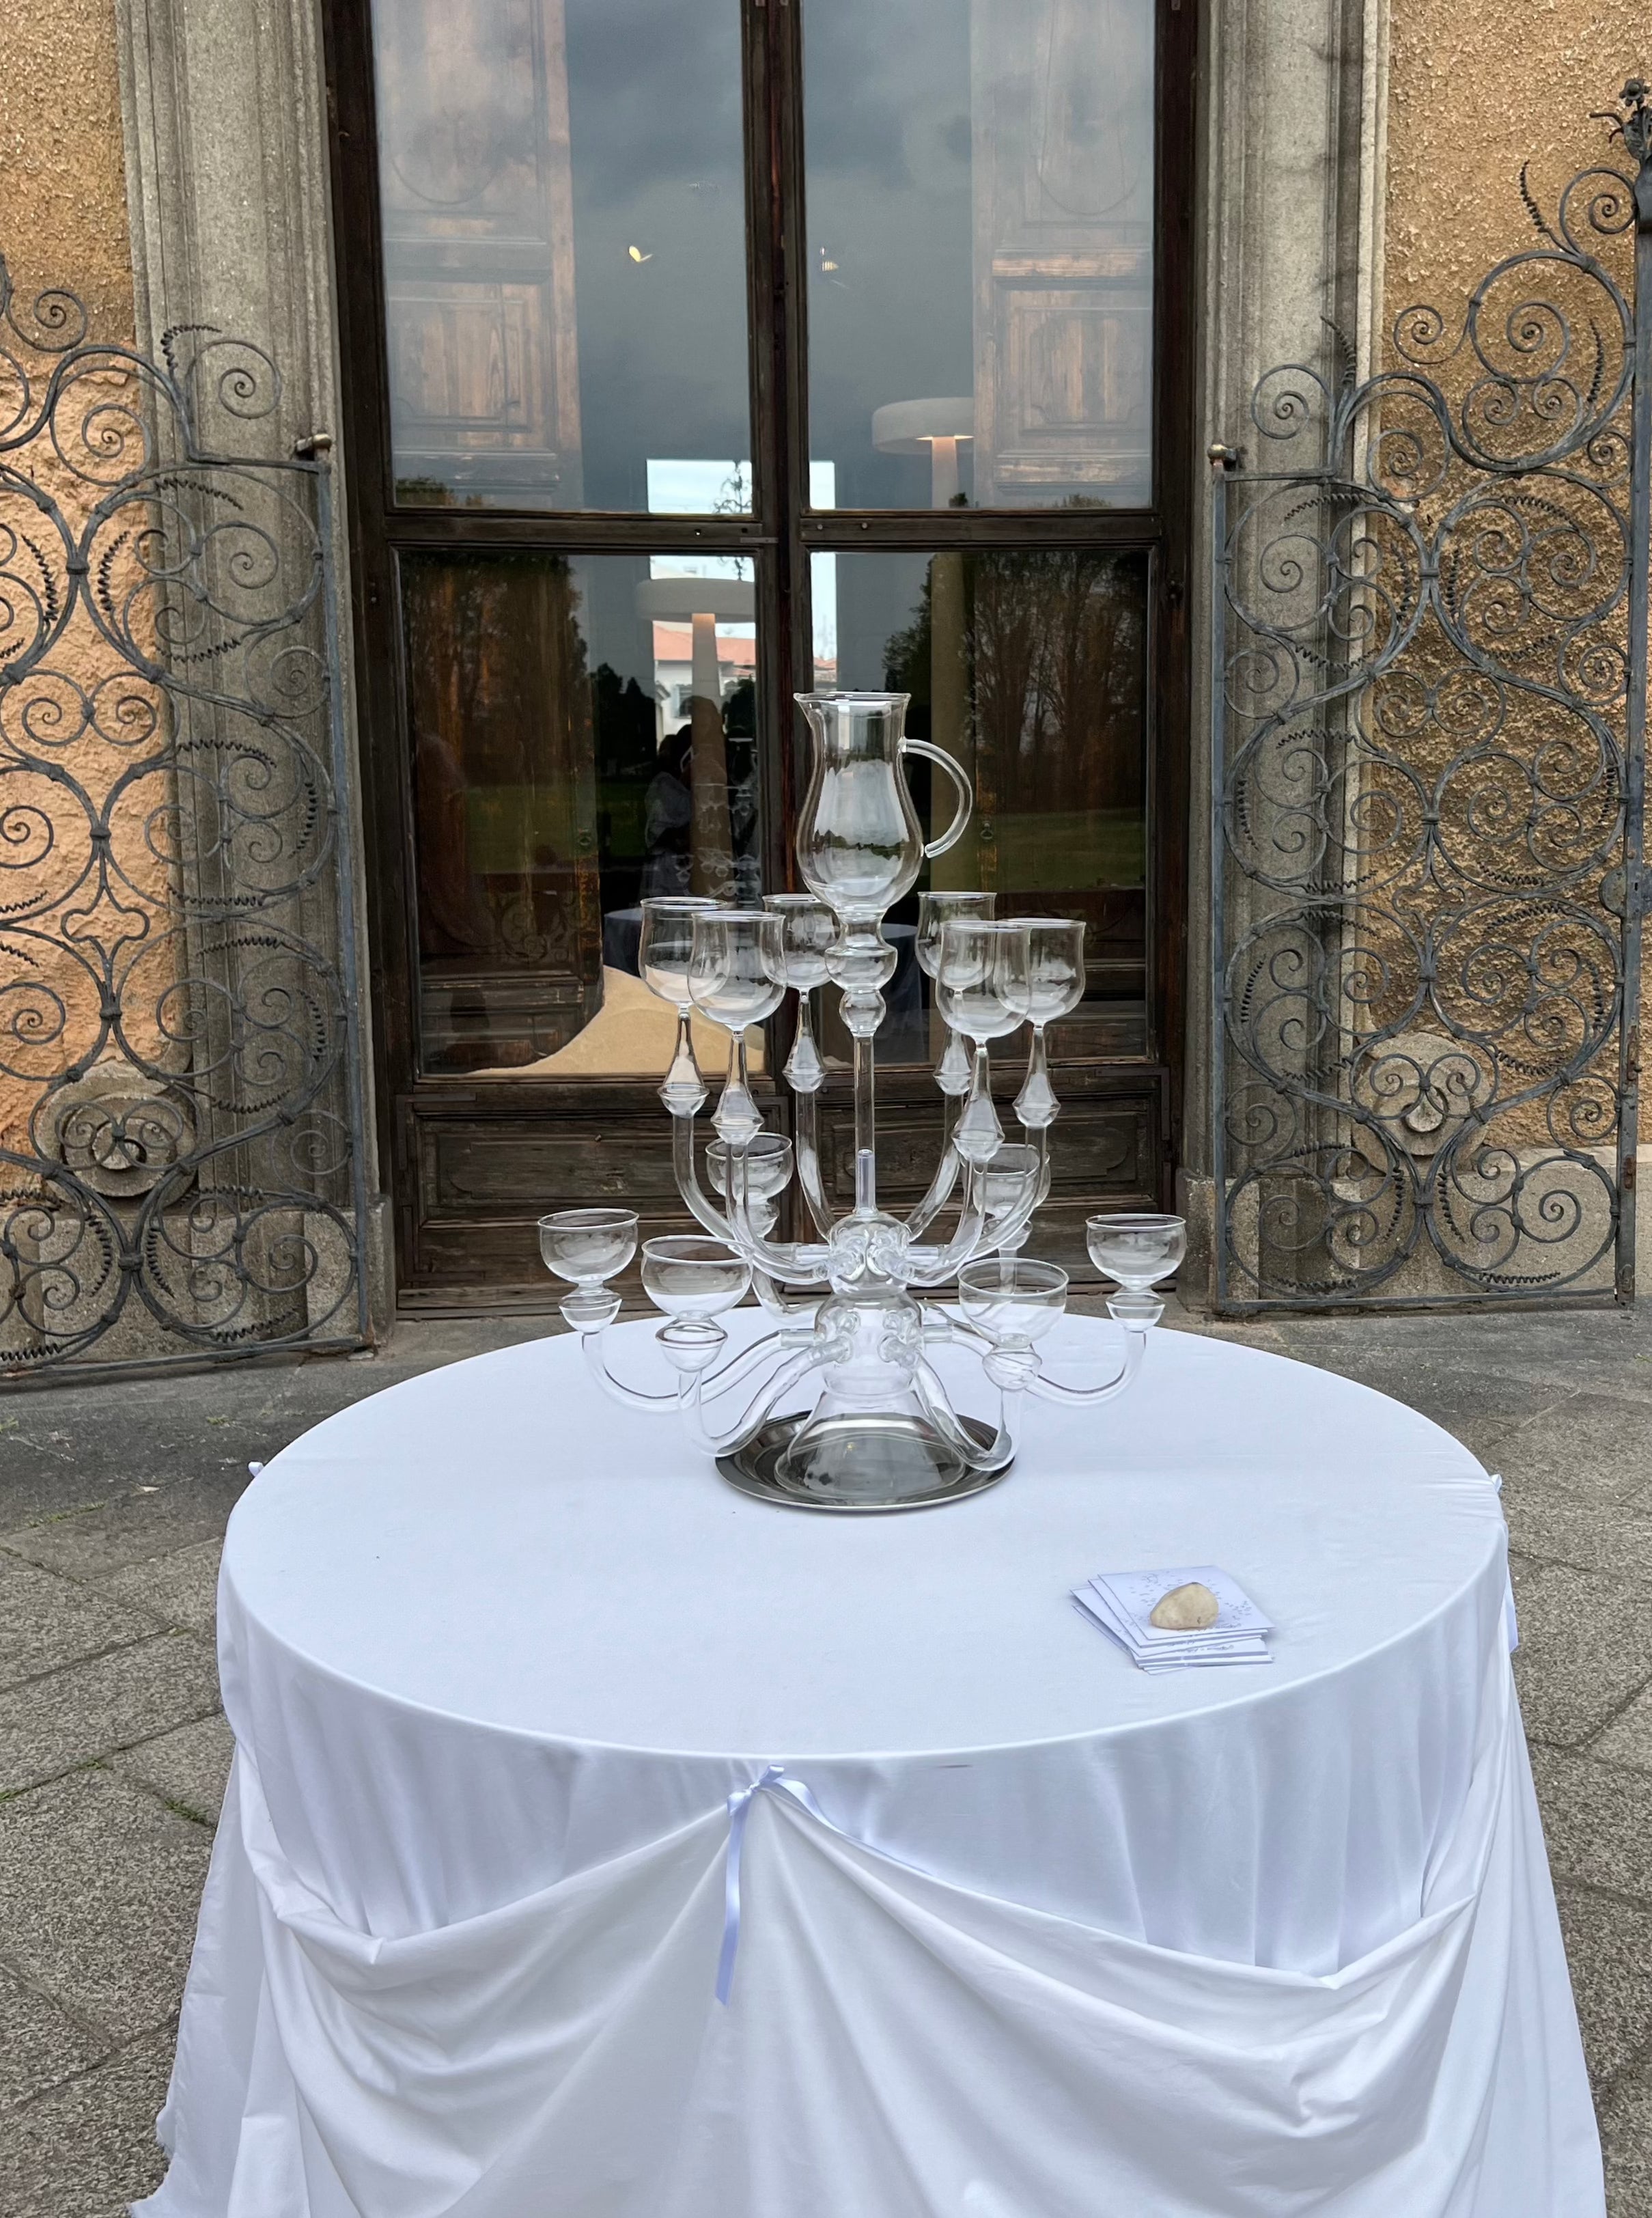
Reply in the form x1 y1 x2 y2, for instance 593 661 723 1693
716 1413 1009 1512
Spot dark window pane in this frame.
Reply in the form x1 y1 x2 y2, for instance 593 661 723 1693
372 0 751 510
815 548 1148 1059
404 553 763 1072
803 0 1154 511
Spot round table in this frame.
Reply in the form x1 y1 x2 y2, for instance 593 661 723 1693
139 1317 1602 2218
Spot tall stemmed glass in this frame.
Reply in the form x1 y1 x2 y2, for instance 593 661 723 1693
934 919 1032 1167
763 891 837 1236
1004 918 1087 1129
639 896 718 1111
916 890 995 1098
686 909 787 1143
762 893 835 1092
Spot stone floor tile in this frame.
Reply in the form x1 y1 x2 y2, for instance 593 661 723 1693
0 1770 210 2043
0 1634 221 1797
1593 1687 1652 1777
1601 2064 1652 2218
0 2021 173 2217
0 1554 156 1693
99 1539 223 1638
1479 1393 1652 1507
1555 1887 1652 2090
1509 1555 1652 1747
1505 1485 1652 1582
0 1960 107 2116
0 1481 235 1582
1530 1747 1652 1900
1270 1352 1576 1440
109 1712 234 1826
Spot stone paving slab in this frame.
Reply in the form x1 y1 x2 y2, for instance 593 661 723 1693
1601 2066 1652 2218
0 2023 175 2218
0 1768 212 2044
1595 1687 1652 1776
1506 1555 1652 1749
0 1556 157 1691
0 1307 1649 2208
99 1539 222 1639
0 1633 222 1798
108 1711 235 1827
1556 1886 1652 2092
0 1960 105 2117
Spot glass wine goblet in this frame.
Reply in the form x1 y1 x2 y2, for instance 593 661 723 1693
934 918 1032 1165
957 1256 1069 1439
641 1234 754 1376
980 1141 1041 1258
706 1131 795 1240
916 890 996 1098
687 909 787 1143
639 896 719 1113
957 1255 1069 1346
1085 1212 1188 1330
1003 917 1086 1128
537 1206 639 1330
762 892 837 1093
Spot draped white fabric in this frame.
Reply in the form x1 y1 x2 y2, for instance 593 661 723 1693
136 1320 1602 2218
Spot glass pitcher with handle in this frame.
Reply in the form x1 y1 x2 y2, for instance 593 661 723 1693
793 692 972 925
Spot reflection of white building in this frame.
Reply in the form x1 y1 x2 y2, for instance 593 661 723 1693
646 459 838 725
649 625 757 734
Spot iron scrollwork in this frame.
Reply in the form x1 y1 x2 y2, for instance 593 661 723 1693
1210 83 1651 1308
0 254 369 1371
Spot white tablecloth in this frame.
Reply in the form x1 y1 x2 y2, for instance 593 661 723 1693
137 1316 1601 2218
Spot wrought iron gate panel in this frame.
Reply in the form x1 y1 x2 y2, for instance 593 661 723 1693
1209 87 1651 1310
0 256 369 1374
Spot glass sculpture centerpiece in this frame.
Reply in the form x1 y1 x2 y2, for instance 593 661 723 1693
540 693 1183 1510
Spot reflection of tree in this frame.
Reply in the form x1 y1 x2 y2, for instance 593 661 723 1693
882 551 1145 816
970 551 1144 820
406 553 596 996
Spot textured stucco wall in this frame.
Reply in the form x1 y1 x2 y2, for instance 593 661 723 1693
1386 6 1650 1150
1386 5 1644 320
0 0 132 332
0 0 138 1172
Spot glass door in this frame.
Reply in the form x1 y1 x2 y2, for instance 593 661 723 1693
325 0 1193 1303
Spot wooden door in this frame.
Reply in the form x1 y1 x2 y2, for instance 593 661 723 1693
325 0 1193 1309
376 0 583 504
970 0 1155 508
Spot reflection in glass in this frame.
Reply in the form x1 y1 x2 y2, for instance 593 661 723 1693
372 0 750 510
403 553 764 1074
815 549 1147 1059
803 0 1154 510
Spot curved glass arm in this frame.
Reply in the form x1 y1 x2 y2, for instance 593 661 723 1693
697 1317 818 1396
678 1340 838 1459
1026 1325 1143 1405
902 1101 962 1240
751 1271 824 1322
792 1088 837 1240
723 1145 832 1284
898 1161 992 1286
912 1357 1015 1474
580 1327 681 1411
671 1111 738 1243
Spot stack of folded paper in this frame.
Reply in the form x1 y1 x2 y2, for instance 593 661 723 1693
1073 1565 1273 1671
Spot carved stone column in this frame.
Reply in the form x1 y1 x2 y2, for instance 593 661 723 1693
1180 0 1391 1301
113 0 389 1329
